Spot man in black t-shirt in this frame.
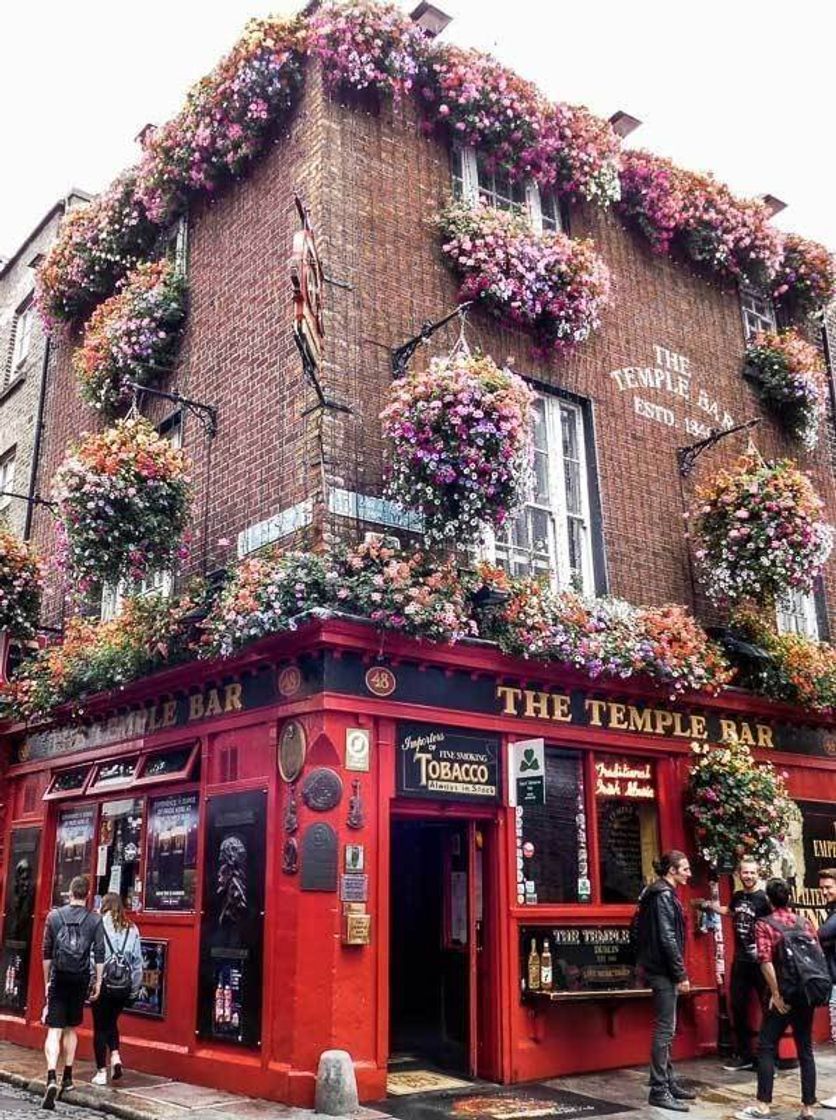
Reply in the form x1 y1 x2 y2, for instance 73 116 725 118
699 857 770 1072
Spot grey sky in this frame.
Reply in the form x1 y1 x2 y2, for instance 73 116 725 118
2 0 833 259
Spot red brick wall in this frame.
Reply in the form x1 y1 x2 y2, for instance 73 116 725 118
29 65 836 634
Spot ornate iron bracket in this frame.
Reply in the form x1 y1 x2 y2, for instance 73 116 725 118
294 331 353 417
676 418 760 478
125 382 218 437
0 490 57 511
391 301 473 379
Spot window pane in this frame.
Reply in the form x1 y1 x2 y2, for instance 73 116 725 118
49 766 90 795
91 756 139 790
518 750 588 904
144 746 194 779
145 792 200 911
541 191 561 232
567 517 585 584
595 755 659 904
533 451 550 504
97 799 144 910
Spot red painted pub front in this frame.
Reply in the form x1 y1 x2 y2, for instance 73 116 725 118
0 617 834 1103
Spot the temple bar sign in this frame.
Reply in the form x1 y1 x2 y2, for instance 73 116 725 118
496 686 776 750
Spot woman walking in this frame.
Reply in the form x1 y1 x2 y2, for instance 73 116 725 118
90 894 142 1086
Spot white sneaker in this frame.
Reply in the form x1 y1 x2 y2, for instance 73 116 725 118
91 1070 107 1086
821 1098 836 1109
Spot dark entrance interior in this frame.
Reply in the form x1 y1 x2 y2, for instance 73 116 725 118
389 819 470 1074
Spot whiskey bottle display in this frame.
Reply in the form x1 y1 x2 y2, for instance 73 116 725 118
527 937 541 991
540 939 553 991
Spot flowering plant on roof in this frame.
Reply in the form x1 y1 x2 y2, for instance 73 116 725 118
73 260 187 414
745 330 826 450
3 590 199 721
419 45 621 204
381 350 535 546
35 172 158 327
137 16 305 225
619 151 784 288
773 233 836 321
0 525 43 639
687 736 796 870
690 454 833 609
53 416 192 589
439 201 611 353
733 610 836 715
308 0 427 100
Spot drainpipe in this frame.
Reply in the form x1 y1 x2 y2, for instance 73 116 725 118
23 333 50 541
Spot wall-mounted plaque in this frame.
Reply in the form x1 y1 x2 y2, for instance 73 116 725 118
397 722 501 803
302 768 343 812
345 844 364 872
519 924 637 999
340 873 368 902
278 719 307 783
127 939 167 1018
345 728 370 772
278 664 302 698
301 823 338 892
365 665 396 697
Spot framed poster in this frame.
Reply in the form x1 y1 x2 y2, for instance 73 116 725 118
0 827 41 1014
145 792 199 911
197 790 266 1048
52 806 95 906
127 939 167 1018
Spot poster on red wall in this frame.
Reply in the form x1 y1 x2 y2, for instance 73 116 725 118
52 806 95 906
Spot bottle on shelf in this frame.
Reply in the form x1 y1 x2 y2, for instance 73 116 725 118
527 937 541 992
540 938 553 992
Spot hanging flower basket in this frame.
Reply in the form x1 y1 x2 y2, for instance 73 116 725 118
439 202 611 353
686 737 796 870
53 417 192 589
381 351 535 546
732 610 836 715
690 454 833 608
0 526 43 639
73 259 187 414
774 233 836 322
744 330 826 450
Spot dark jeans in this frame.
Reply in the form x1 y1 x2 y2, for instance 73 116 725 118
730 957 767 1062
92 992 130 1071
756 1003 816 1106
648 975 679 1093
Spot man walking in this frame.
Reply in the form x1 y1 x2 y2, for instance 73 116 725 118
697 857 770 1071
817 868 836 1109
735 877 825 1120
634 850 698 1112
41 875 105 1110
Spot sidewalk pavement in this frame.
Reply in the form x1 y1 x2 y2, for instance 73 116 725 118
1 1040 836 1120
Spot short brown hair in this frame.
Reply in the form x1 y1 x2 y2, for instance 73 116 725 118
819 868 836 882
69 875 89 901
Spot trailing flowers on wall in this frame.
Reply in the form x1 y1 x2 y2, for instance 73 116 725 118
690 454 833 609
380 350 535 546
53 417 192 589
439 201 611 353
732 610 836 715
774 234 836 322
745 330 826 450
73 259 187 414
0 526 43 639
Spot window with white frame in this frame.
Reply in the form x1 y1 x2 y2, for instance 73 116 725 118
483 395 595 593
776 589 820 641
4 300 34 388
0 447 16 509
740 286 777 343
452 146 563 235
165 214 189 276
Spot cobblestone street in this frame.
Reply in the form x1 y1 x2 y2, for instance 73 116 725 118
0 1081 105 1119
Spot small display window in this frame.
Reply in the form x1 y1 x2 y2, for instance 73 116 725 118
43 764 93 801
96 798 144 910
89 756 140 793
134 743 199 788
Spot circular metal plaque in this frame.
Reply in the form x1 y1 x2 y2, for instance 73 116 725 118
301 767 343 812
278 719 307 783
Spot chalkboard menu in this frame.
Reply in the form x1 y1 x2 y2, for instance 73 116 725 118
597 801 644 904
519 925 638 999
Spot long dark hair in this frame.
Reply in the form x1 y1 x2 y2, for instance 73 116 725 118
101 892 130 932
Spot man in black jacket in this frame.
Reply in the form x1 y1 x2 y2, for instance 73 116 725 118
635 850 697 1112
818 868 836 1109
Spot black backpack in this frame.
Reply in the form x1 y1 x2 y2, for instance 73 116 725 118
53 910 93 977
101 926 133 997
766 915 833 1008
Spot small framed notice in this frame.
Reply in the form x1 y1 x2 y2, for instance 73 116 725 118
345 728 370 772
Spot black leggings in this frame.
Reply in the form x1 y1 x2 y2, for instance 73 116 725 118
92 992 129 1070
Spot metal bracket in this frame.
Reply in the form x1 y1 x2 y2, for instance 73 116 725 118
676 418 760 478
294 330 352 416
0 490 57 511
125 382 218 437
391 301 473 379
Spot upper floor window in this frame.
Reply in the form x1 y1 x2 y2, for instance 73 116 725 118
101 569 173 623
452 146 563 235
740 286 776 343
4 299 34 388
165 214 189 277
0 447 16 510
776 588 820 642
483 394 597 594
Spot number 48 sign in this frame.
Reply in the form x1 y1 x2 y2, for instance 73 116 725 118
508 738 546 807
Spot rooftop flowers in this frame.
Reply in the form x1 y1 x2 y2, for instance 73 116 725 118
419 45 621 205
380 350 535 546
73 259 187 414
745 329 827 450
773 233 836 321
687 736 796 871
53 417 192 589
308 0 426 100
690 454 833 609
733 611 836 715
439 201 611 353
0 526 43 639
619 150 784 289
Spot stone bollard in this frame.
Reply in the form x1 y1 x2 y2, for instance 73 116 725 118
315 1049 359 1116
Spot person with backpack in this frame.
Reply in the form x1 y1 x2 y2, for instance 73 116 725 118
41 874 105 1110
735 877 832 1120
90 893 143 1087
633 850 698 1112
